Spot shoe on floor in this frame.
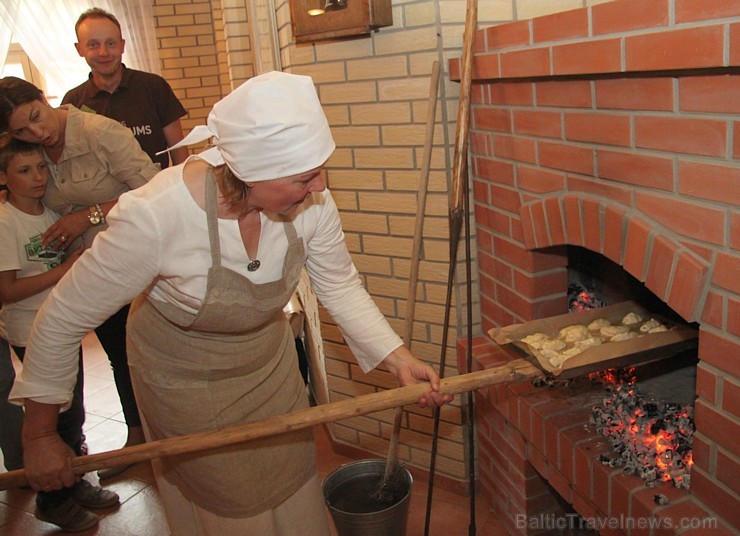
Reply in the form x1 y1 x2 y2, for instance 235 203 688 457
97 463 135 481
71 479 120 509
36 497 99 532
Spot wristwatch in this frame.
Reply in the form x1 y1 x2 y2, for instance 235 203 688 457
88 204 105 226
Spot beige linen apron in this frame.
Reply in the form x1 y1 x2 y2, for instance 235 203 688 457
126 171 315 518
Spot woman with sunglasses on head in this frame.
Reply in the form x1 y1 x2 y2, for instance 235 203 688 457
0 77 160 473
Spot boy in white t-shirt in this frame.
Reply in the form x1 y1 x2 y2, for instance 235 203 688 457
0 137 119 532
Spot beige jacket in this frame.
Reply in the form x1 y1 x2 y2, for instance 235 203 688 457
43 104 160 246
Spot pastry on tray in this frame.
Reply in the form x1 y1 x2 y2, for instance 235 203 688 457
489 300 698 376
517 309 672 369
558 324 590 342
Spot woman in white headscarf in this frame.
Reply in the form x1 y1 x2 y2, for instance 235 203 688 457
11 72 450 535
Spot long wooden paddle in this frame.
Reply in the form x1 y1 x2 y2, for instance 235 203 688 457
0 360 541 491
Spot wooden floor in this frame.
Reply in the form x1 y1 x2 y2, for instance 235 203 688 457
0 334 507 535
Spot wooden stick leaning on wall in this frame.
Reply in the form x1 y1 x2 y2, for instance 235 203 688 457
425 0 478 533
0 360 542 491
380 60 441 488
449 0 477 224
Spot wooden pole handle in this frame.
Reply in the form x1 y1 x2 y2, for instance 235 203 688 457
384 60 443 484
0 359 541 490
449 0 478 216
404 59 440 347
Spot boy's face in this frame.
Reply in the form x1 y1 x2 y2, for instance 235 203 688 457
0 151 49 202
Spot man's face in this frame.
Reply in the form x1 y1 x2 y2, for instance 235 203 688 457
74 17 125 77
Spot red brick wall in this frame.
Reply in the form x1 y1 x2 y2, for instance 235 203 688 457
455 1 740 533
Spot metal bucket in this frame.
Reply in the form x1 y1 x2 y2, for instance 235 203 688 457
322 459 413 536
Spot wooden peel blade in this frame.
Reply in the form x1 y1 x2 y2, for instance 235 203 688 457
0 359 541 490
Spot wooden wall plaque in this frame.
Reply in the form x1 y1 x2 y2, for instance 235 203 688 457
289 0 392 43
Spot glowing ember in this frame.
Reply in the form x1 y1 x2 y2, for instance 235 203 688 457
568 282 605 312
589 367 635 385
591 371 694 489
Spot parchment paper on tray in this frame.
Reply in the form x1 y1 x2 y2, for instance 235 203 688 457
488 301 698 378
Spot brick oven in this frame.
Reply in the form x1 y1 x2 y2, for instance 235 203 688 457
451 1 739 534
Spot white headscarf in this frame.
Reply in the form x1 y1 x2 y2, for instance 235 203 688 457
163 71 335 182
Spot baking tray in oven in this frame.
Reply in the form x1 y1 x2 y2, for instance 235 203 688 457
488 301 698 378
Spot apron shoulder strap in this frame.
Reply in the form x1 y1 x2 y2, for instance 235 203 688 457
204 167 222 268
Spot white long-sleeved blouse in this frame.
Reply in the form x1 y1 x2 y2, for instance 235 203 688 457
11 163 402 408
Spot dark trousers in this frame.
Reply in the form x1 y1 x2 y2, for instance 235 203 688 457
94 304 141 428
0 337 23 470
13 346 85 508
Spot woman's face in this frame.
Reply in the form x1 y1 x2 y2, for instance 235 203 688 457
7 100 60 147
249 165 326 215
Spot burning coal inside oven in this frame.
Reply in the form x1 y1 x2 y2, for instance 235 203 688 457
568 281 605 312
590 369 694 489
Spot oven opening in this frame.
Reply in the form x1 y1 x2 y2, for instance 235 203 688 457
565 246 698 490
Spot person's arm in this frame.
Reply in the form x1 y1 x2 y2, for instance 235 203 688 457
40 201 119 248
21 399 77 491
163 119 189 165
379 346 452 408
303 191 450 407
14 196 162 408
152 74 189 166
304 191 400 369
0 246 83 303
98 119 161 190
11 183 165 488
